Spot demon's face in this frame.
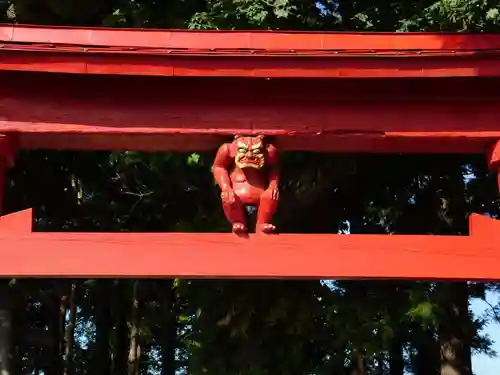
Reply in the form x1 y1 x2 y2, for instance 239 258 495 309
233 135 265 169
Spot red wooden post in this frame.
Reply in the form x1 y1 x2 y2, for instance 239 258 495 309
0 162 4 216
0 138 5 215
0 133 16 221
0 135 15 216
0 133 14 375
487 140 500 192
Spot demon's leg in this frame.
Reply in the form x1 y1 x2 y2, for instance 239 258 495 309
256 191 278 233
222 196 247 233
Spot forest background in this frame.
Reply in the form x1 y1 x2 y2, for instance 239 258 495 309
2 0 500 375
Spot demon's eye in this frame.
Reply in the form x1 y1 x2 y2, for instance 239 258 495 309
252 148 261 153
238 147 247 153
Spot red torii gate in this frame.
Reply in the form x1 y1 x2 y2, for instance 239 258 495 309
1 24 500 279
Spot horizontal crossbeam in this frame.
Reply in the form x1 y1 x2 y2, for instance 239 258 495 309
1 25 500 78
1 50 500 79
3 25 500 51
0 210 498 279
1 73 500 153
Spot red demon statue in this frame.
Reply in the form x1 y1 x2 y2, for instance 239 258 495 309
213 135 279 234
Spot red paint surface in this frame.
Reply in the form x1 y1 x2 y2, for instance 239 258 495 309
2 24 500 50
488 140 500 168
1 73 499 153
1 25 500 78
0 162 4 216
0 209 32 233
1 51 500 78
213 137 280 233
0 134 15 215
0 134 15 163
0 212 497 279
469 213 498 237
486 141 500 191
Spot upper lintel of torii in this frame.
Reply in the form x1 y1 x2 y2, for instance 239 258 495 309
0 24 500 78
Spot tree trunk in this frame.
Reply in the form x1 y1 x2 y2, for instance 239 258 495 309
0 307 11 375
439 283 472 375
161 279 177 375
336 0 355 30
140 346 150 375
7 280 27 375
328 345 346 375
113 281 128 375
128 280 141 375
45 282 65 375
349 350 366 375
414 327 440 375
52 286 68 375
389 335 404 375
376 352 385 375
63 282 77 375
93 280 112 375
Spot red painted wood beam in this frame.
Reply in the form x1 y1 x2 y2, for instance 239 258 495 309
1 74 500 153
1 50 500 78
487 140 500 192
14 133 492 154
3 25 500 51
1 25 500 78
0 209 32 233
0 210 499 279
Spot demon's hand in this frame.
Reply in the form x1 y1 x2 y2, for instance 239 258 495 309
265 185 279 201
220 188 236 204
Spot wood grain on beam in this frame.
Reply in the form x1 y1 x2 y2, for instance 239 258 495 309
0 211 497 279
3 25 500 51
0 230 497 279
1 25 500 78
15 133 489 153
1 51 500 78
1 74 500 152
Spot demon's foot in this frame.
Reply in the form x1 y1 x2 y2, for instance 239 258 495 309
256 223 276 234
232 222 247 234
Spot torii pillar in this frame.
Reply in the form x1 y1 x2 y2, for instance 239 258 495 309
0 133 15 375
488 141 500 192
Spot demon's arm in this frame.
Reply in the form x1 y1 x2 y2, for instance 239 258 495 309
213 142 247 232
213 143 233 191
265 143 280 198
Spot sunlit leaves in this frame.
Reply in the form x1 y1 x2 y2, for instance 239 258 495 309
407 301 437 325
